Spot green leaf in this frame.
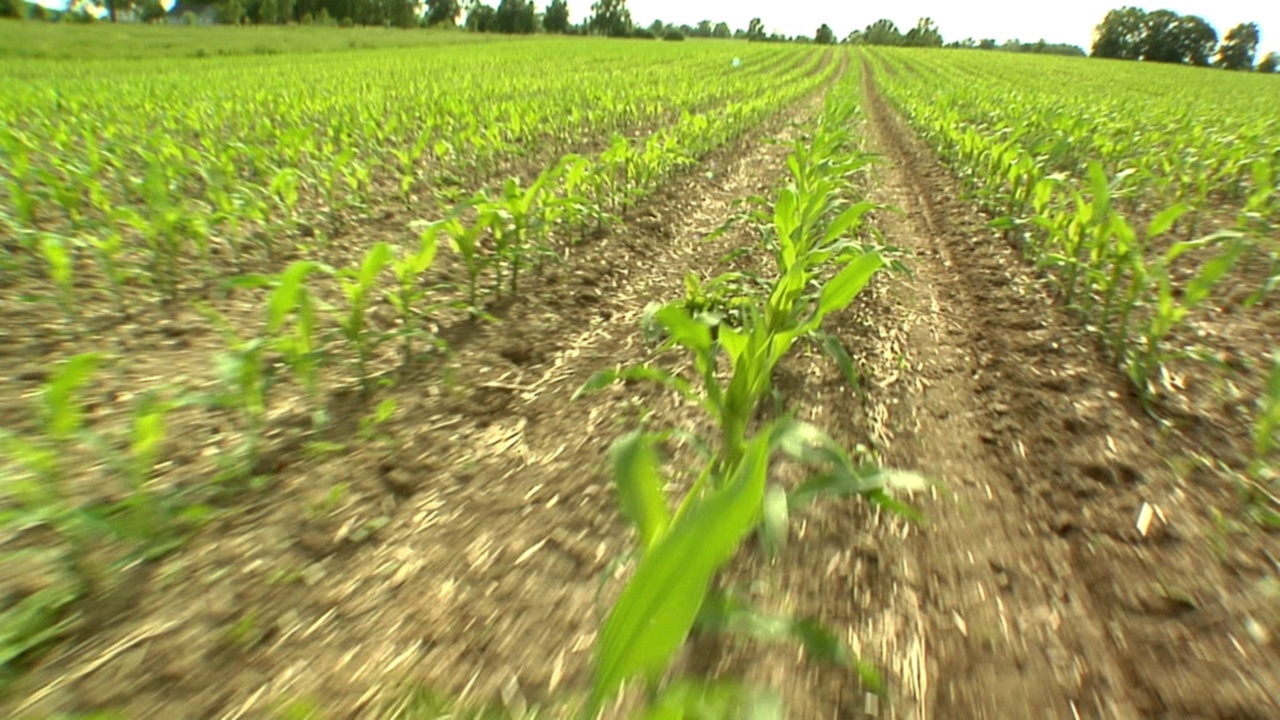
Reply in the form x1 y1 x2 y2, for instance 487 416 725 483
609 432 671 554
573 365 700 405
267 261 324 334
813 253 884 325
789 617 850 666
717 326 748 366
357 242 393 287
694 591 882 693
822 201 876 244
590 432 770 711
43 353 101 439
412 223 441 274
655 304 713 357
815 331 860 392
1146 204 1189 239
790 468 927 520
639 679 782 720
761 484 788 557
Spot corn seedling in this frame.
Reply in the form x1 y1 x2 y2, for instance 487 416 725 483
37 233 78 326
1126 231 1248 398
334 242 393 395
442 212 494 316
386 225 445 367
1255 355 1280 464
198 305 276 481
358 399 398 444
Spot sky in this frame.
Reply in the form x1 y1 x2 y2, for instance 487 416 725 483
33 1 1280 56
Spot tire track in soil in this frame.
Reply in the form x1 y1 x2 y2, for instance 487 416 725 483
859 61 1280 719
7 78 842 720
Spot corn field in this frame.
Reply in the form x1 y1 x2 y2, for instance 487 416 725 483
2 30 1279 720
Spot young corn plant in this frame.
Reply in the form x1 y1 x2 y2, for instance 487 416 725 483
442 212 494 317
391 131 432 206
37 233 78 326
2 362 206 677
0 355 102 558
1126 230 1249 399
580 84 923 716
218 262 330 429
334 242 393 395
199 307 275 481
587 420 922 715
385 224 446 367
481 161 566 297
84 228 131 319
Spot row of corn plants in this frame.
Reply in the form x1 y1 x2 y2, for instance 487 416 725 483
576 64 924 716
0 46 839 691
866 48 1279 519
867 50 1277 394
0 42 825 320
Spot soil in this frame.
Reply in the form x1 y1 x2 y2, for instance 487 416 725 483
5 52 1279 720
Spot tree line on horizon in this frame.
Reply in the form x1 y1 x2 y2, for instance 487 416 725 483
1091 7 1276 72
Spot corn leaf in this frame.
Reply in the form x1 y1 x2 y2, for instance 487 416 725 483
811 253 883 328
609 432 671 555
43 353 101 440
590 431 770 711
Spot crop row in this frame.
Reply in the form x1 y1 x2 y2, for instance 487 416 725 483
576 60 921 715
867 48 1280 533
867 49 1279 478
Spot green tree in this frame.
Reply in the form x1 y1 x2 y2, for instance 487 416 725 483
1217 22 1261 70
424 0 458 26
692 19 710 37
0 0 19 19
862 19 902 46
903 17 942 47
385 0 416 27
542 0 567 32
586 0 628 37
712 21 729 38
218 0 245 23
1258 51 1279 73
493 0 534 32
279 0 294 21
464 1 494 30
814 23 835 45
1138 10 1216 65
1171 15 1217 66
1092 6 1146 59
1093 7 1219 65
139 0 167 21
257 0 279 22
746 17 763 41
